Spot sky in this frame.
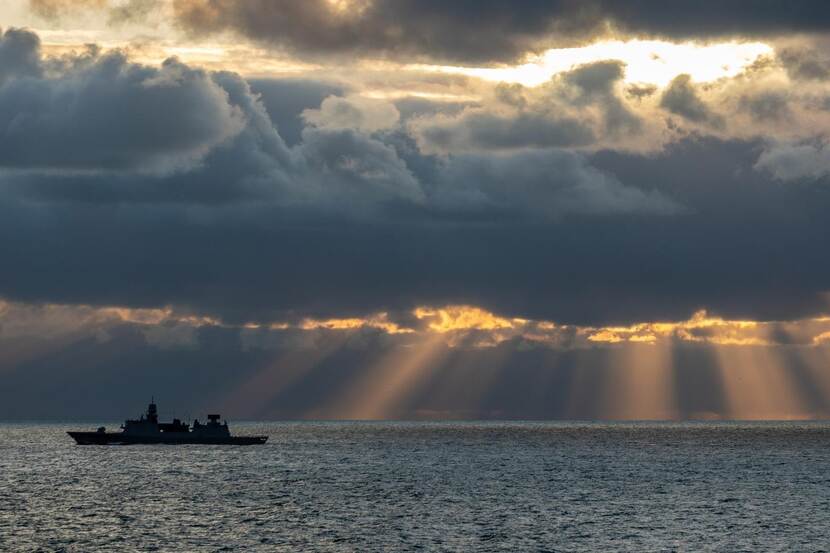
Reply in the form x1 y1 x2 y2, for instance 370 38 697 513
2 0 830 420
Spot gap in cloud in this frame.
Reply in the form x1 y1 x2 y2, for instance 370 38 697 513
410 40 773 87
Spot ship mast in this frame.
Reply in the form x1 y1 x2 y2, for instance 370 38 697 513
147 398 158 424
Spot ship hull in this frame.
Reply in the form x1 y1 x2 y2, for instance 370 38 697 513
67 431 267 445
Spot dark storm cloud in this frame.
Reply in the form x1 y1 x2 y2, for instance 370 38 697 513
430 149 679 218
2 138 830 328
587 137 830 322
171 0 598 64
601 1 830 40
170 0 830 63
0 29 245 172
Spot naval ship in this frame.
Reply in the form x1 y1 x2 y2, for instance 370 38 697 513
67 401 267 445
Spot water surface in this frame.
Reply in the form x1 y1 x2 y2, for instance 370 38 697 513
1 421 829 551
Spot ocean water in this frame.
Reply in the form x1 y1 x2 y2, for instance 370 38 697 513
1 422 829 552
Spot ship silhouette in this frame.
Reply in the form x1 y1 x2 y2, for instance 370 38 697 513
67 400 267 445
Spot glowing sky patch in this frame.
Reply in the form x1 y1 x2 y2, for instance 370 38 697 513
412 40 774 87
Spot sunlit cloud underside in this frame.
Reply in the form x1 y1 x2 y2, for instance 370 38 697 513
3 300 829 420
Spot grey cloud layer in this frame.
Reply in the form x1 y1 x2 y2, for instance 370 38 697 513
1 28 830 328
0 30 245 172
170 0 830 63
3 136 830 327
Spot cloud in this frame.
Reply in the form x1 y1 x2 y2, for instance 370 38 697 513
411 61 643 154
625 83 657 100
29 0 107 20
562 59 625 95
402 50 830 159
29 0 163 25
0 28 42 85
0 36 416 208
169 0 830 64
249 78 348 146
602 1 830 40
392 96 476 122
659 74 718 124
170 0 599 64
295 126 425 207
561 60 642 136
755 140 830 180
107 0 161 25
656 51 830 145
10 298 830 353
740 90 791 122
431 149 682 217
303 95 400 133
0 29 246 172
779 46 830 81
413 111 596 152
0 30 676 217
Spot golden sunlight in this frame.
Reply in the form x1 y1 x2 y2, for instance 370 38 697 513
413 40 773 87
317 334 449 419
598 341 677 420
414 305 517 333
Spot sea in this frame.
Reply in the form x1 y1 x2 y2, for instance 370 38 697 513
1 421 829 552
